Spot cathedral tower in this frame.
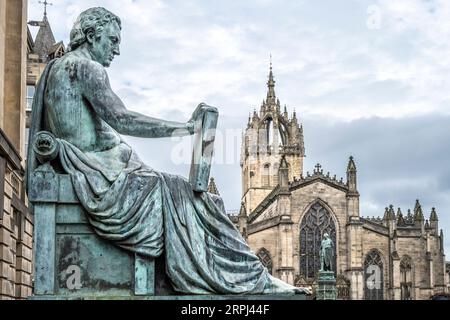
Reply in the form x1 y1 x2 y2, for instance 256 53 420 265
240 63 305 213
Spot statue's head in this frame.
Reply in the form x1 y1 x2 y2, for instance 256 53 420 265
68 7 122 67
323 233 329 239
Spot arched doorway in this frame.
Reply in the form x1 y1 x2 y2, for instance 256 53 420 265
256 248 273 275
364 249 384 300
299 201 337 279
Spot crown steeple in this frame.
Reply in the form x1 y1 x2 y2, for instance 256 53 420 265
241 59 305 213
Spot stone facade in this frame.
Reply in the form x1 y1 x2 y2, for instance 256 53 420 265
235 65 448 300
0 1 64 300
0 0 33 300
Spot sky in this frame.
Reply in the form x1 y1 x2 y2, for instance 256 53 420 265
28 0 450 254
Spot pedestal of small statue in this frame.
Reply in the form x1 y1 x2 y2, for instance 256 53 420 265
316 271 337 300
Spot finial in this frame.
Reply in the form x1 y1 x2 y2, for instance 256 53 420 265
347 155 357 172
207 177 220 195
314 163 322 174
291 108 298 124
383 207 389 220
39 0 53 17
430 207 438 222
270 53 273 71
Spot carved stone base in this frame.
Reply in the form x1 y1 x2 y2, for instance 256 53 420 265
316 271 337 300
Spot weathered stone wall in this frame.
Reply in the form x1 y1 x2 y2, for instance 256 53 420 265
0 0 33 300
247 227 279 275
361 226 390 298
0 165 33 300
0 0 6 127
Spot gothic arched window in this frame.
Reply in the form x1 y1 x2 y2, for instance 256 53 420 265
299 202 337 279
364 249 384 300
257 248 273 275
400 255 413 300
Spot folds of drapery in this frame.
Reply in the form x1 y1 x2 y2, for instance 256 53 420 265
56 139 293 294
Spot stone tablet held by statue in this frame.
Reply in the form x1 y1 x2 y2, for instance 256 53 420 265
189 108 218 192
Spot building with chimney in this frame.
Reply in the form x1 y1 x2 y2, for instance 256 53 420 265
235 64 447 300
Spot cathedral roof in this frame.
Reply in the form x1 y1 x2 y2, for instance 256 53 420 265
248 164 348 223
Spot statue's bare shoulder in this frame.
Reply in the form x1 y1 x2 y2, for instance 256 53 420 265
45 52 121 151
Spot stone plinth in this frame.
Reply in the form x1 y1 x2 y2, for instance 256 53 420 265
316 271 337 300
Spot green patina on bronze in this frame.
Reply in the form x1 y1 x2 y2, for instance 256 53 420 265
27 7 310 298
317 234 337 300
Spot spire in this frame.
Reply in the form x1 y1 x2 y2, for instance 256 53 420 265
397 208 405 226
291 108 298 126
207 177 220 196
383 207 389 221
389 205 396 220
260 100 266 115
347 156 357 172
347 156 357 192
252 108 259 122
430 207 438 222
406 209 414 224
266 56 276 105
34 9 56 63
414 199 424 221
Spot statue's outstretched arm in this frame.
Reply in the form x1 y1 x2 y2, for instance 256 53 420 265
82 61 197 138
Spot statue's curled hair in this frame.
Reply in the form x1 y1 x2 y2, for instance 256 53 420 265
68 7 121 52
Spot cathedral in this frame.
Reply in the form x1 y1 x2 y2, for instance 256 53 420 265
227 64 448 300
